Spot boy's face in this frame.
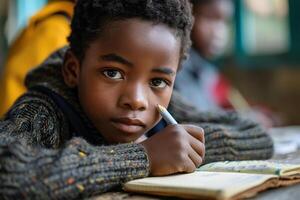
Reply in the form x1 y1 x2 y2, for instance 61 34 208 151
65 19 181 143
192 0 233 59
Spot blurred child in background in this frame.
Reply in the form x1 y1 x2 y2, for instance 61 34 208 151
175 0 276 127
175 0 234 111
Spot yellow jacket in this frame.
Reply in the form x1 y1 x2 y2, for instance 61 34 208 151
0 1 74 116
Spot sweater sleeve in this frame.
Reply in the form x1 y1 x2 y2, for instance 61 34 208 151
0 94 150 199
168 91 274 163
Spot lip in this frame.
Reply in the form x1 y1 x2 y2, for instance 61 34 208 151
111 117 146 134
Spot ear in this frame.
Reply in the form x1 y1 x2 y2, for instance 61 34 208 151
62 50 80 88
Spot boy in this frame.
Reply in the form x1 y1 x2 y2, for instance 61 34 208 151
0 0 205 198
0 0 273 199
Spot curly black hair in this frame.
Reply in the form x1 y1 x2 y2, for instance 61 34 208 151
68 0 193 62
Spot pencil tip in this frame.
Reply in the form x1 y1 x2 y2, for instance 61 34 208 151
157 104 165 112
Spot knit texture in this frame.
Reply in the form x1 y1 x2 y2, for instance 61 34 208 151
0 47 273 199
169 91 273 163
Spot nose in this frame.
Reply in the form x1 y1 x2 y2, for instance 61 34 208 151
118 83 148 111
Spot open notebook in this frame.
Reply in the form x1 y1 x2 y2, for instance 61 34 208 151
123 160 300 200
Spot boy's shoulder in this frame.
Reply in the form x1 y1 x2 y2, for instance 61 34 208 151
24 47 70 99
3 90 70 148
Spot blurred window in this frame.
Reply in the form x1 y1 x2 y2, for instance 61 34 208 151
6 0 47 44
242 0 290 55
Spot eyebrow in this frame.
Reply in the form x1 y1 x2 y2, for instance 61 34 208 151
100 53 175 76
152 67 175 76
100 53 133 67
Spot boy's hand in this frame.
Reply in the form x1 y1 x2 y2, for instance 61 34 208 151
141 124 205 176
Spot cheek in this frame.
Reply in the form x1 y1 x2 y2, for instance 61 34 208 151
78 76 117 118
151 89 173 126
138 86 173 124
154 87 173 109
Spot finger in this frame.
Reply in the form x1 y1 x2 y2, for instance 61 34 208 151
189 136 205 159
182 124 205 143
188 147 203 168
180 155 197 173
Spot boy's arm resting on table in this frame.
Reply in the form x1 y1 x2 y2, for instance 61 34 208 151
169 91 274 163
0 136 149 199
0 94 149 199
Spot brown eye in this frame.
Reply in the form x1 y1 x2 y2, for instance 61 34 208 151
103 69 123 80
150 78 168 89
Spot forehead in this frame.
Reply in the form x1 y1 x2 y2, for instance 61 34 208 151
102 19 177 40
89 18 181 64
194 0 233 19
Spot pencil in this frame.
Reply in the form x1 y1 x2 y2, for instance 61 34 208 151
157 104 178 125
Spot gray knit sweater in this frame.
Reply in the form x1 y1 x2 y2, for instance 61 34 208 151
0 47 273 199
